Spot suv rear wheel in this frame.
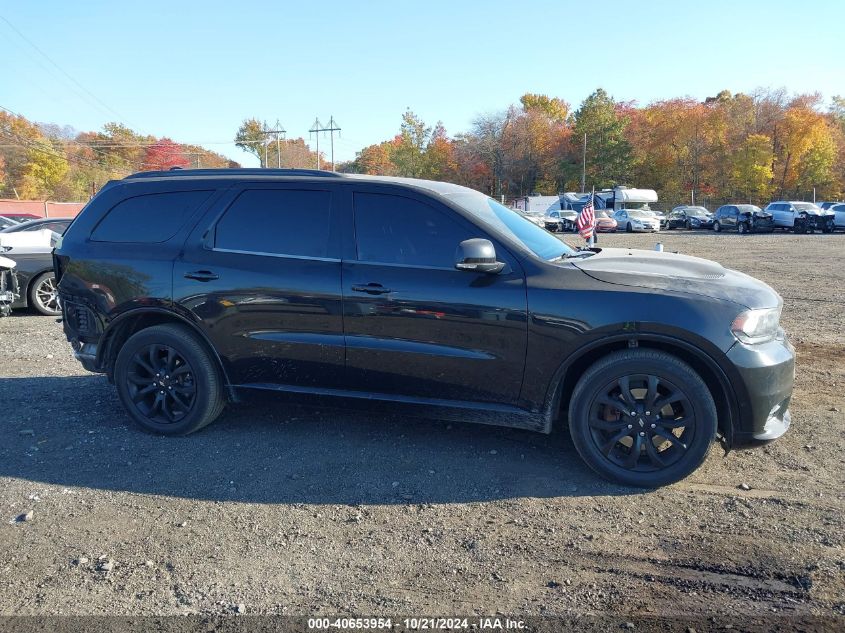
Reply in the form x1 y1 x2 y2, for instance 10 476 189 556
713 221 721 232
114 323 225 435
568 349 717 487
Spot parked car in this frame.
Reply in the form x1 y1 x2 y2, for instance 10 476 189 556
55 168 793 487
642 209 668 229
0 217 72 235
0 213 39 223
613 208 661 232
543 209 578 232
713 205 774 234
594 209 617 232
830 203 845 231
0 216 20 230
0 242 60 315
765 201 834 233
667 206 714 230
816 201 842 211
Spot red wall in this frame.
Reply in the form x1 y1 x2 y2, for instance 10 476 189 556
0 199 85 218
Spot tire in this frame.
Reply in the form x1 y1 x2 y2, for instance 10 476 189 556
738 222 748 235
114 323 226 435
29 272 61 316
685 221 692 230
713 221 721 232
667 223 674 230
568 349 717 487
626 222 633 233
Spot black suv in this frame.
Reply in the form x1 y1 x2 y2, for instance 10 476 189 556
55 169 795 487
713 205 774 234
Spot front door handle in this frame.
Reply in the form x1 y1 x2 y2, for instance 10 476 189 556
184 270 219 282
351 283 392 295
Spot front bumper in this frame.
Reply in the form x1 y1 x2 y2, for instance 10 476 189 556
726 330 794 445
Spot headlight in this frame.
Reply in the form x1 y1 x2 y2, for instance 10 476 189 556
731 306 781 344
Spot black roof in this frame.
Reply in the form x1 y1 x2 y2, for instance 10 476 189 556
124 168 342 180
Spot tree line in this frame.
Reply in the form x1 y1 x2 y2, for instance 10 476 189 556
2 88 843 205
343 89 845 206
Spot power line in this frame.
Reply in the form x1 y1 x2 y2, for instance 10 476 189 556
0 14 136 128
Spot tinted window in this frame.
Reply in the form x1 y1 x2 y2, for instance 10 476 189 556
354 192 472 268
215 189 332 258
92 191 212 243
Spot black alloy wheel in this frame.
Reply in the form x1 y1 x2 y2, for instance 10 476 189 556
626 222 633 233
685 220 692 230
713 221 721 232
126 344 196 424
568 349 717 487
114 323 226 435
738 222 748 234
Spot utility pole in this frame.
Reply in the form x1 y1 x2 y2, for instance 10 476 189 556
256 121 286 168
274 119 286 168
580 132 587 193
309 116 342 171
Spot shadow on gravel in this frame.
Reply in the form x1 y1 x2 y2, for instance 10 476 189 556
0 375 641 505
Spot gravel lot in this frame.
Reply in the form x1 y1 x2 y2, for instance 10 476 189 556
1 231 843 628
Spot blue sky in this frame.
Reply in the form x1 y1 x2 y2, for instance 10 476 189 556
2 0 843 166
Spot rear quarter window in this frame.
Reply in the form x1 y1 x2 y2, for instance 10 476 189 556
91 190 213 243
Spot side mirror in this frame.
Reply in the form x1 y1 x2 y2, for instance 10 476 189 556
454 239 505 274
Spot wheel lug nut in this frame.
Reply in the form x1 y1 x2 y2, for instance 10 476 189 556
630 411 636 416
645 411 651 415
627 424 632 429
650 423 656 428
639 431 645 437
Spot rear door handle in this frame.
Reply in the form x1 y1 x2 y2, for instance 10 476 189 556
351 283 392 295
184 270 219 282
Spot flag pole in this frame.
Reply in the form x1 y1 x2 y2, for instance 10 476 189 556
587 186 595 248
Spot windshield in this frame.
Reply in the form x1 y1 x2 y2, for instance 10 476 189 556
736 205 762 213
446 192 576 260
625 202 652 211
794 202 820 211
686 207 710 217
626 209 650 219
595 209 611 219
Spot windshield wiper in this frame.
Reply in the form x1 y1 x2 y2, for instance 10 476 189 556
556 250 594 260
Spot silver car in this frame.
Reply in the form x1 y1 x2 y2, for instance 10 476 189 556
614 208 661 232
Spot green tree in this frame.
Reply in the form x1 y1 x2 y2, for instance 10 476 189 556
572 89 632 189
392 109 431 178
235 118 267 165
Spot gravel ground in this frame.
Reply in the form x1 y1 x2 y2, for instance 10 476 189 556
1 231 843 628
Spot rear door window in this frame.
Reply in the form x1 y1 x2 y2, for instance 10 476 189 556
92 190 213 243
214 189 333 258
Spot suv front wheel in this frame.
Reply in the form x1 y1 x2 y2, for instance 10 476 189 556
568 349 717 487
114 323 226 435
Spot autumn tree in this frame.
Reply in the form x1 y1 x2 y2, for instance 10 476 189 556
142 138 190 171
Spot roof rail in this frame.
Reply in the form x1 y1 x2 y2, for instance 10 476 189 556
124 168 342 180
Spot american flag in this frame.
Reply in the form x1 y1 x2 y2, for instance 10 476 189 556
577 196 595 240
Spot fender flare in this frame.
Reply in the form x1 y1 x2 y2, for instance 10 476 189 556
542 333 739 446
97 307 232 388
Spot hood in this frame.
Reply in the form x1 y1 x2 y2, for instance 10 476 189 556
0 255 16 269
571 247 780 309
